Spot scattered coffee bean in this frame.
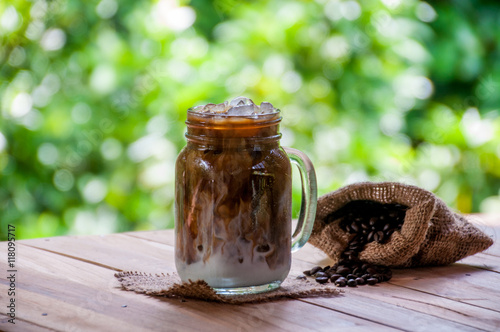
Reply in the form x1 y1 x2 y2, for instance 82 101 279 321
316 276 330 284
330 274 342 282
355 277 366 285
310 266 322 275
303 270 312 276
296 274 307 280
335 278 347 287
347 279 357 287
367 278 378 285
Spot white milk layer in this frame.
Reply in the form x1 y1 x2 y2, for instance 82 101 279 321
176 253 290 288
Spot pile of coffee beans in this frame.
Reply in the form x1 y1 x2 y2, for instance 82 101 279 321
302 261 392 287
302 200 408 287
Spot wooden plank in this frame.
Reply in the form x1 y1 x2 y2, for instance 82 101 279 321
0 313 56 332
20 231 496 329
388 265 500 312
128 229 500 311
19 233 177 274
8 241 399 332
289 258 500 331
17 225 500 331
293 248 500 313
126 214 500 254
125 229 175 246
458 253 500 273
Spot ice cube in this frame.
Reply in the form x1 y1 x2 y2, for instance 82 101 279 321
213 101 228 113
203 103 217 113
226 104 258 116
190 105 206 113
230 96 255 107
259 102 275 114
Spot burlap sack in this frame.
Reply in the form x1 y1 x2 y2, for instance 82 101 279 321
310 182 493 267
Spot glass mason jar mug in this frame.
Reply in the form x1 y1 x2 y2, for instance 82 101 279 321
175 99 317 295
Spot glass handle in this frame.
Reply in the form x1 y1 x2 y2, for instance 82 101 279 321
284 147 317 253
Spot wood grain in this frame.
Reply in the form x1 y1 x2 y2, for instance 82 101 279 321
2 239 395 332
1 214 497 332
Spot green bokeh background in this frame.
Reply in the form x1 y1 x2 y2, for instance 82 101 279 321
1 0 499 240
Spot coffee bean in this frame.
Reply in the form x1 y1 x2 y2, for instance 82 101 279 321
347 279 357 287
367 278 378 285
310 266 322 275
376 231 385 243
316 276 329 284
335 278 347 287
366 267 377 275
315 271 327 278
330 274 342 282
336 267 351 276
367 231 374 242
351 223 359 232
303 270 312 276
338 259 350 265
346 274 357 280
322 265 331 272
361 274 371 280
356 277 366 285
383 223 391 232
296 274 307 280
353 267 362 275
373 232 380 242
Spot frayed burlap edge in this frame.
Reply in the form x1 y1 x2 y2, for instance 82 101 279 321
114 271 341 304
310 182 494 268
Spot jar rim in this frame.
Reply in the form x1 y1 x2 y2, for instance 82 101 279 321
187 109 281 120
186 110 281 129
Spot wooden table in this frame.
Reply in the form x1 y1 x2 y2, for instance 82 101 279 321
1 214 499 331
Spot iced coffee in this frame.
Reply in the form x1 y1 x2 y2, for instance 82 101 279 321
175 97 292 289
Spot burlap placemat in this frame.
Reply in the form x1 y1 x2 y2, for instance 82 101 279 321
115 272 341 304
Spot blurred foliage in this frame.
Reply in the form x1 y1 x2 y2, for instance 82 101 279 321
1 0 499 240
